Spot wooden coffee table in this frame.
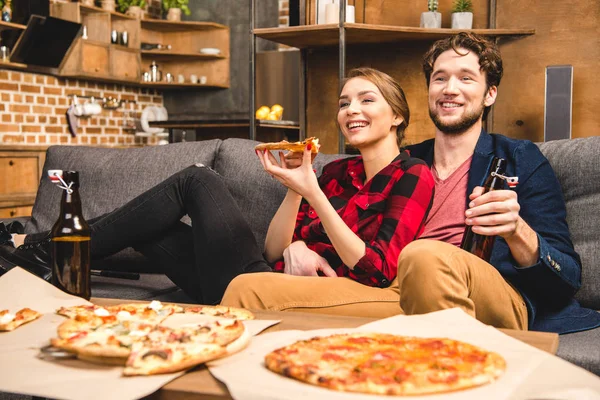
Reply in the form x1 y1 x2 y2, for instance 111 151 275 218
94 301 558 400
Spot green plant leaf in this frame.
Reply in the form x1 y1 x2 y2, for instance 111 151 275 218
162 0 189 13
116 0 147 14
452 0 473 13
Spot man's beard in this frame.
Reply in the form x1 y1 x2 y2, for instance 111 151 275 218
429 101 486 135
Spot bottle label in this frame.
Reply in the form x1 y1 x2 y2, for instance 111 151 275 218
52 236 91 242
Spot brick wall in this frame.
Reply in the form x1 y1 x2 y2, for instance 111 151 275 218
279 0 289 26
0 70 163 147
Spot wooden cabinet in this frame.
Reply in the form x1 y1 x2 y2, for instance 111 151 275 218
46 4 229 89
51 3 141 84
0 146 47 219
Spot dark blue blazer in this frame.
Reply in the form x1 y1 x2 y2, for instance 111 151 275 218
406 130 600 334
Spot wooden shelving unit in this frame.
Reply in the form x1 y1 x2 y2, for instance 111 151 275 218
249 1 536 153
0 4 232 90
139 19 230 88
254 24 535 48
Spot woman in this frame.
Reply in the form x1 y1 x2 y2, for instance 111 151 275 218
0 68 433 310
221 68 435 317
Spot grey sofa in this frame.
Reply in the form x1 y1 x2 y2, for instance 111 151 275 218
8 136 600 376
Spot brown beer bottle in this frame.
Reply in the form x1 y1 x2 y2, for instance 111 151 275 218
50 171 91 300
460 157 507 262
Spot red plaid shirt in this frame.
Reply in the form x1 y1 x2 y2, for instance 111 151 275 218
272 151 434 287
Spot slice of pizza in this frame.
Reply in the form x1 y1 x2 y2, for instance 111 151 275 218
105 301 183 324
183 305 255 320
57 301 184 325
0 308 42 331
123 340 226 376
122 320 250 376
51 319 156 363
56 304 103 319
254 137 320 154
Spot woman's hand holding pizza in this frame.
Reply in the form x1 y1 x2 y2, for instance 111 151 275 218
283 241 337 277
257 145 321 202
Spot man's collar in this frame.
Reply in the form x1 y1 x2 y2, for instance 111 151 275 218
473 128 494 156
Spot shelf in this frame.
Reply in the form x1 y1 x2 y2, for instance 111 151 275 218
141 50 225 60
138 81 229 89
80 4 136 20
0 60 27 70
253 23 536 48
149 119 300 129
0 21 26 31
141 20 227 32
111 44 139 53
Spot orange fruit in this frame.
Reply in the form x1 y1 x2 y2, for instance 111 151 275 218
255 106 270 120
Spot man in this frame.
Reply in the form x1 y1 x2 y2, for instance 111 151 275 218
393 32 600 333
222 32 600 334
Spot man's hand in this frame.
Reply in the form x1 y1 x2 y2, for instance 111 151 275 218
466 186 539 267
283 241 337 277
465 186 521 238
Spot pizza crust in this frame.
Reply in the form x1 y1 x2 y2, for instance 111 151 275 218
122 342 227 376
183 305 255 320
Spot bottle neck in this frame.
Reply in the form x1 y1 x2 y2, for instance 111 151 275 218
60 188 83 217
58 171 85 220
481 158 507 193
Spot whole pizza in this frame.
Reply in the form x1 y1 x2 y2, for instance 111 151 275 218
264 332 506 396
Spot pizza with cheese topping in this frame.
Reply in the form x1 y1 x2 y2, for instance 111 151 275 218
265 332 506 396
48 301 253 375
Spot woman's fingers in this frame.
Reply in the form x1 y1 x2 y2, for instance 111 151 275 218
303 144 313 170
278 151 288 169
318 263 338 277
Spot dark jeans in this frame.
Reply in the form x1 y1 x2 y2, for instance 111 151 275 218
30 165 271 304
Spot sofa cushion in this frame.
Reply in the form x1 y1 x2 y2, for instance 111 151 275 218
214 138 349 249
26 140 221 234
557 319 600 376
537 136 600 310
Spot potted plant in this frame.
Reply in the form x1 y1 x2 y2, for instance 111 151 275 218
420 0 441 29
116 0 146 18
451 0 473 29
162 0 190 21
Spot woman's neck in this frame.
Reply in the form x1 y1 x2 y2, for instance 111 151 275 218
360 138 400 182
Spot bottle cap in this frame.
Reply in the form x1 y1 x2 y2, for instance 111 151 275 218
48 169 63 184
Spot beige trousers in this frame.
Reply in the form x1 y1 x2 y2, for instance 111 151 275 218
221 239 528 329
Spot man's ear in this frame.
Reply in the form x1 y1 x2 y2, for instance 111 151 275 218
484 85 498 107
